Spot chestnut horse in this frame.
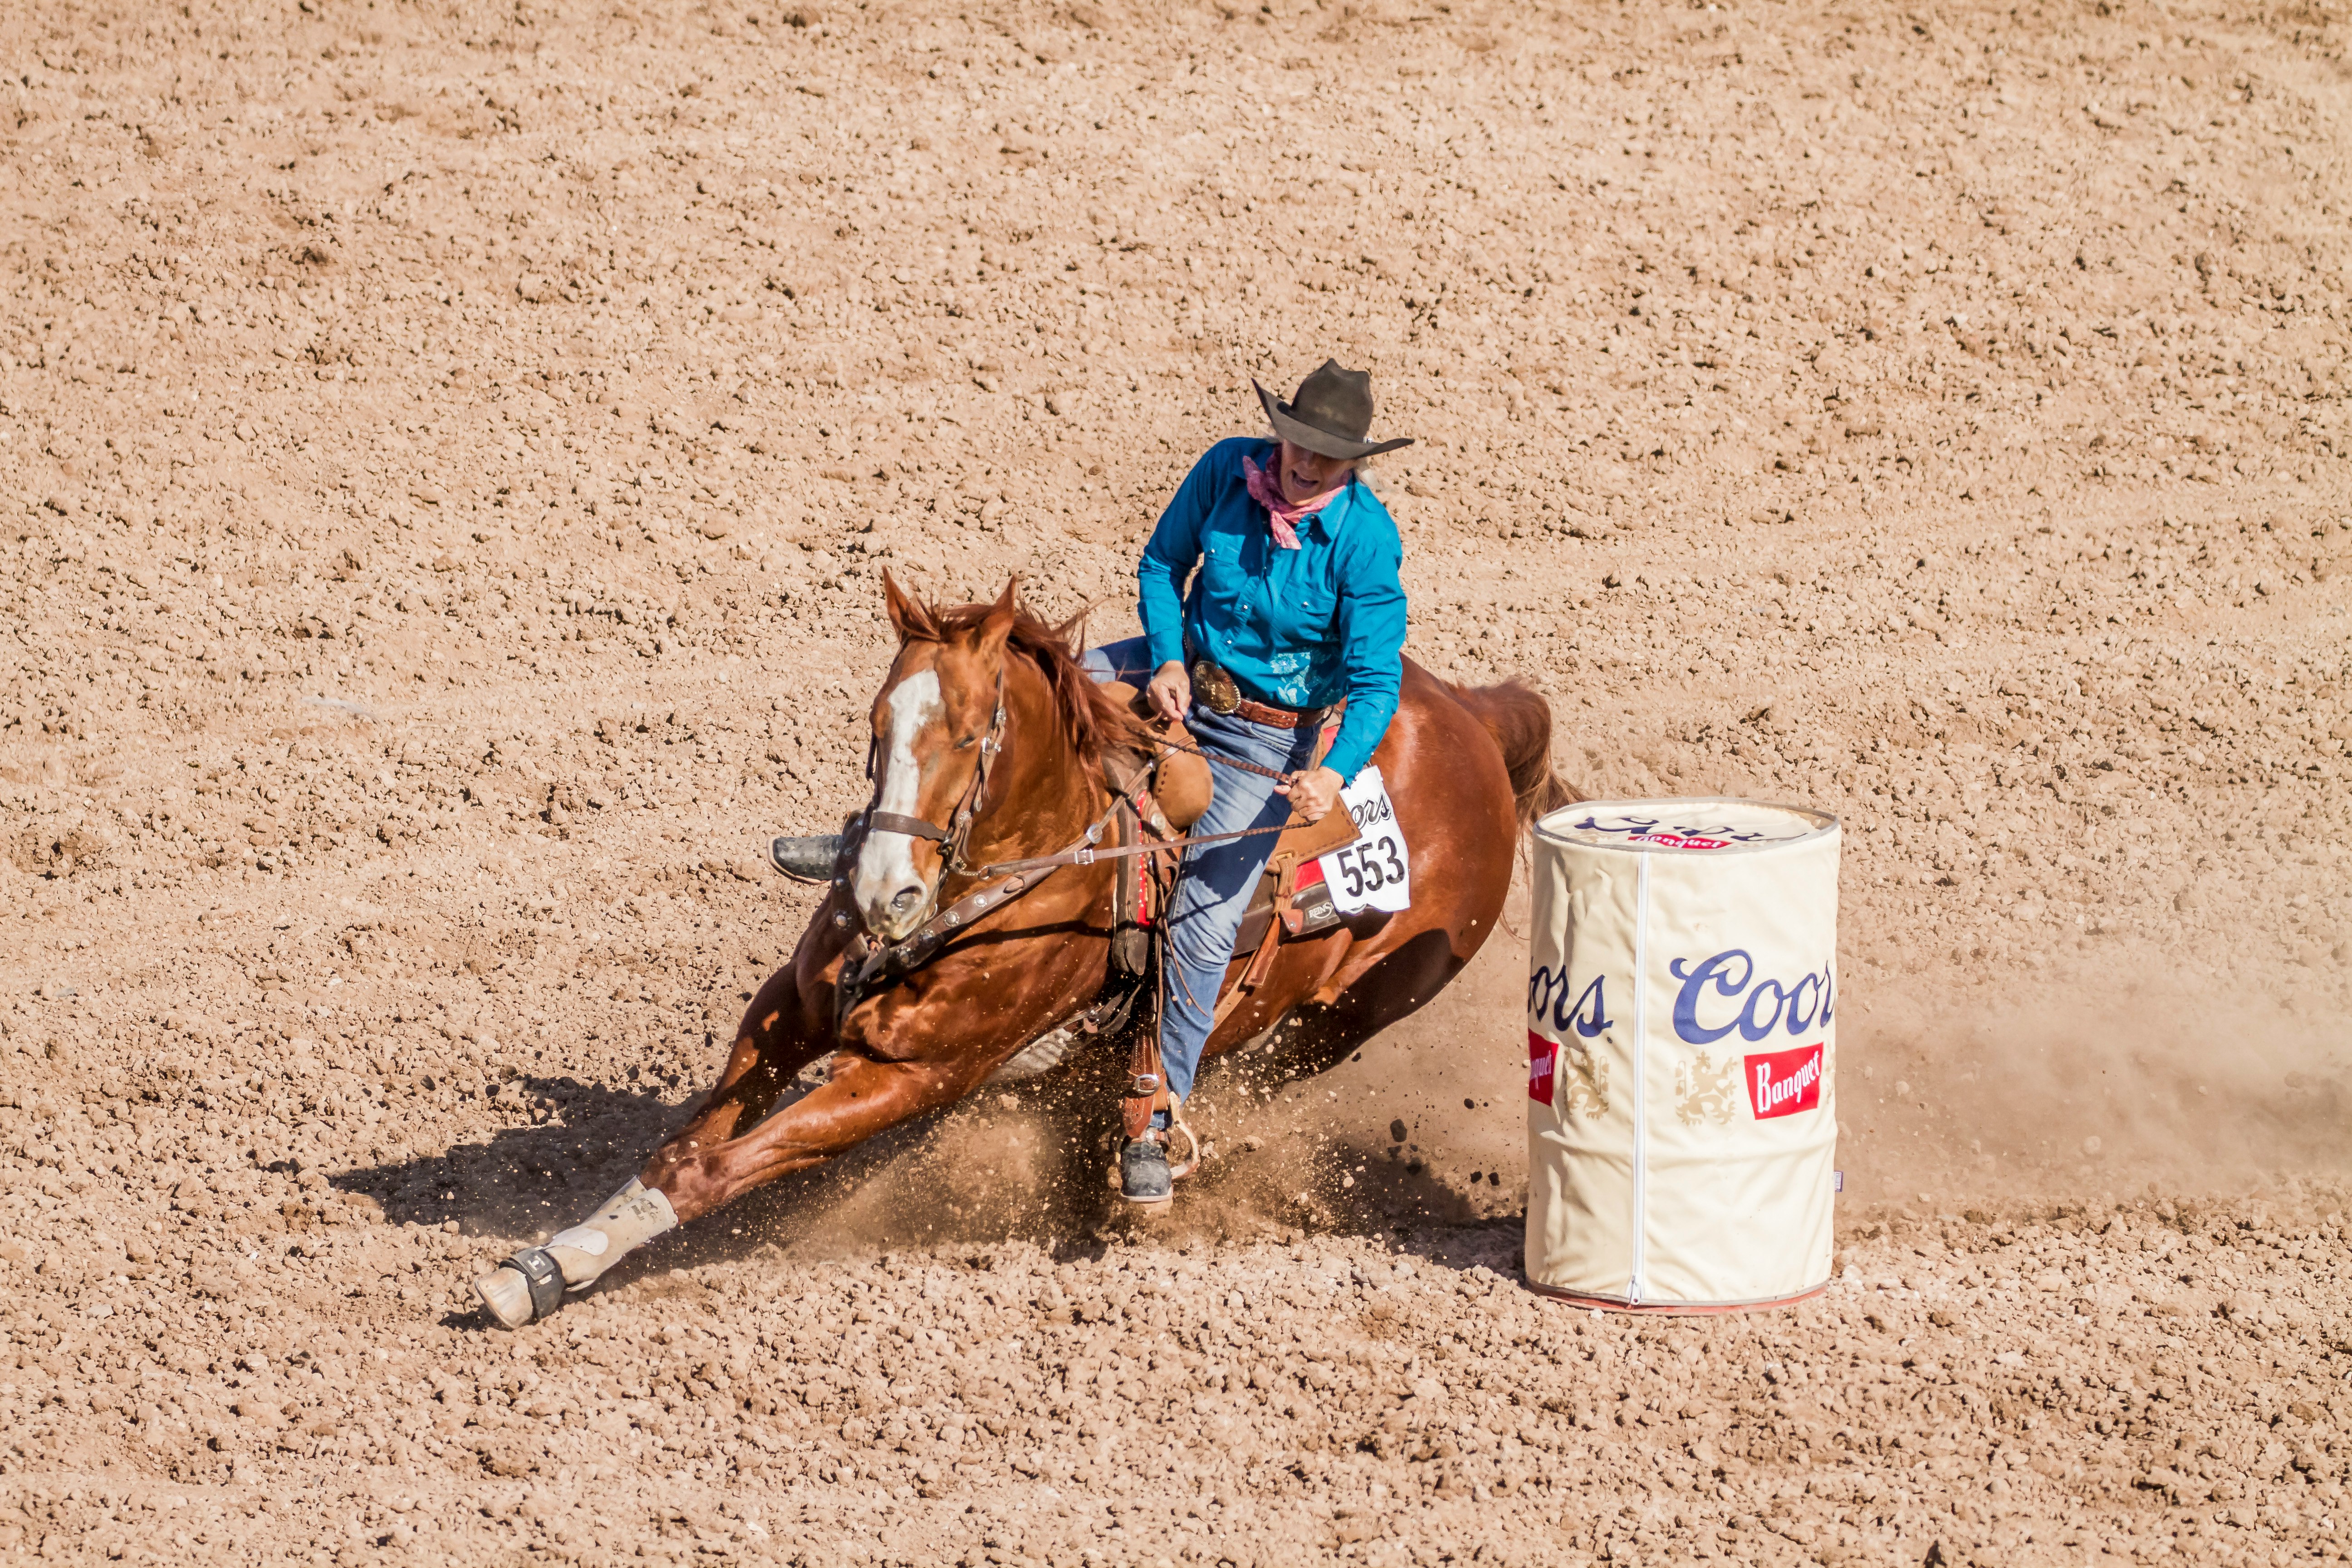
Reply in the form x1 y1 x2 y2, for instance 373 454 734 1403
476 576 1569 1327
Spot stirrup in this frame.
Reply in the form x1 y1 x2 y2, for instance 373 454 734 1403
1164 1117 1204 1181
1107 1119 1206 1190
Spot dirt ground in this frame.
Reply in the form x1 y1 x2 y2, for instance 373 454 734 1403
4 0 2352 1561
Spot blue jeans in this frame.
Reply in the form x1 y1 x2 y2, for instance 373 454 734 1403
1081 637 1317 1103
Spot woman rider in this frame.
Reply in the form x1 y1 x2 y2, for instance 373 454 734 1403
1083 359 1411 1204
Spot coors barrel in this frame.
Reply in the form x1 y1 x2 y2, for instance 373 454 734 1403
1524 798 1839 1311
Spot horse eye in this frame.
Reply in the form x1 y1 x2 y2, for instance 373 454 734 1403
954 735 979 750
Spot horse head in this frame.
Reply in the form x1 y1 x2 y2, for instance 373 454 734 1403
853 573 1022 942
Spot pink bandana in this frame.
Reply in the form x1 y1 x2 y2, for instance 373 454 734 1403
1242 455 1346 550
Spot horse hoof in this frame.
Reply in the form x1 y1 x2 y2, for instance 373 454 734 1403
476 1265 535 1329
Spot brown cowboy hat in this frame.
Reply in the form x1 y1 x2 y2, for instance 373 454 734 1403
1253 359 1415 461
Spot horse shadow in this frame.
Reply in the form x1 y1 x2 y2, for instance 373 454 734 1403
331 1073 686 1240
334 1048 1529 1326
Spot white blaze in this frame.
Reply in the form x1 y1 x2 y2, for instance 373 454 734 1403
855 669 941 934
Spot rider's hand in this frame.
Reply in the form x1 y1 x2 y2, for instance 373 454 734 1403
1146 660 1191 724
1279 765 1345 824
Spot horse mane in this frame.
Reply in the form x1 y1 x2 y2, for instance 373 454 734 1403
907 592 1145 784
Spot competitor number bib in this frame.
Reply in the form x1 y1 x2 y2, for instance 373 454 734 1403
1317 764 1411 914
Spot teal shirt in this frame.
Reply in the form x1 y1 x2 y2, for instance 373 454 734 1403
1137 437 1406 783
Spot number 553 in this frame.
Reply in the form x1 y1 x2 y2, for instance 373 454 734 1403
1330 837 1407 900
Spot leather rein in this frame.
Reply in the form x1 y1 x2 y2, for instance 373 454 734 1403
971 736 1311 875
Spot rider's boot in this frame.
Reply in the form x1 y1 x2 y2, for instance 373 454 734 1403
1120 1101 1179 1205
769 834 843 884
1120 1131 1173 1204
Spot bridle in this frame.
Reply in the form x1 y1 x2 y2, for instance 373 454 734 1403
860 667 1007 878
835 659 1128 1033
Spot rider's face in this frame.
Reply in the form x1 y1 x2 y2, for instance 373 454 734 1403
1274 440 1352 505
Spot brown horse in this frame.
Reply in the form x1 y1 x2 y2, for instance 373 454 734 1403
476 576 1569 1326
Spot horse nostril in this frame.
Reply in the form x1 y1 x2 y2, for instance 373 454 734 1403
888 887 921 914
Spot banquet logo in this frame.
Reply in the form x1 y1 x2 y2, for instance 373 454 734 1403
1668 949 1834 1044
1629 832 1729 850
1745 1044 1825 1119
1526 1029 1611 1117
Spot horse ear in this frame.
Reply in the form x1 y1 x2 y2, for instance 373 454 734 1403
978 576 1020 656
882 571 936 644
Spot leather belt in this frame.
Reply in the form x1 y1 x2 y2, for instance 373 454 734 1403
1189 658 1333 730
1232 695 1330 730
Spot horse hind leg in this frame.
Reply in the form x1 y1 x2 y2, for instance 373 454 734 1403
1219 927 1470 1089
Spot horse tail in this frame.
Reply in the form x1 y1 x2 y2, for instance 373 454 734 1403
1450 677 1580 829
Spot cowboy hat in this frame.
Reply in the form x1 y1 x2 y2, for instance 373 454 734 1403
1253 359 1415 461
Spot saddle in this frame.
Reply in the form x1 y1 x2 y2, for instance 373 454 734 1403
1094 682 1357 983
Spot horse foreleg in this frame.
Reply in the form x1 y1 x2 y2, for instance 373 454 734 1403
474 1053 970 1328
476 967 832 1329
638 1051 973 1223
662 990 824 1152
475 1171 683 1328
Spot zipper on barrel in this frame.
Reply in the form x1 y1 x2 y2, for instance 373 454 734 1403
1628 852 1650 1306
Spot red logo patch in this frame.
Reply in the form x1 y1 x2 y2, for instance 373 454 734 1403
1631 832 1729 850
1745 1043 1825 1119
1527 1030 1558 1104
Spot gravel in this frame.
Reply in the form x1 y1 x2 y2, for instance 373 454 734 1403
2 0 2349 1560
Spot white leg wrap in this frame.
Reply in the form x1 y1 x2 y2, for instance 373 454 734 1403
544 1179 678 1287
474 1180 679 1328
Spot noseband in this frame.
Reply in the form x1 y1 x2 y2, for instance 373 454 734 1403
860 668 1007 878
